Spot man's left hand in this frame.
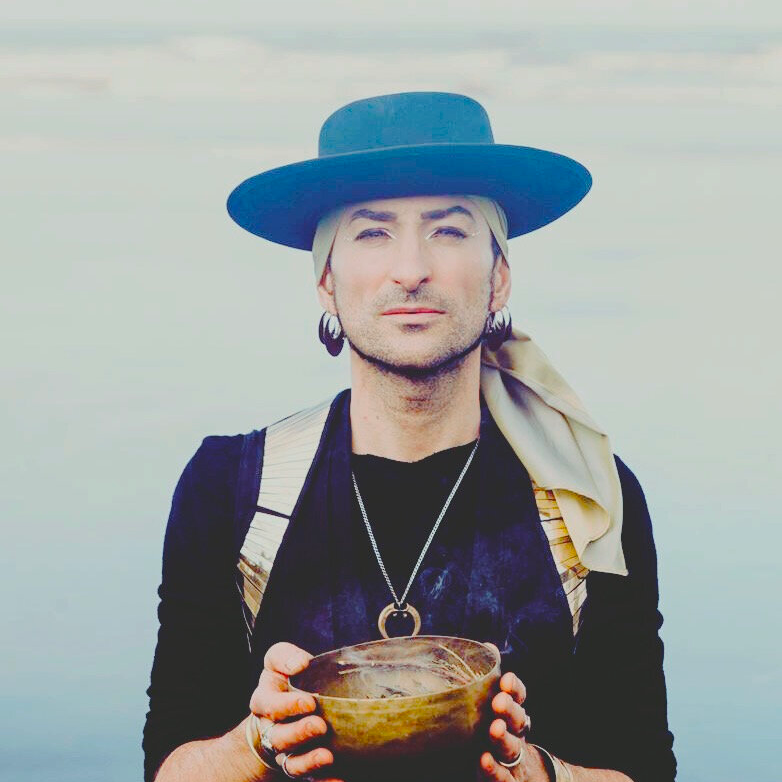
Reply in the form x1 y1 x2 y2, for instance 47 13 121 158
478 643 549 782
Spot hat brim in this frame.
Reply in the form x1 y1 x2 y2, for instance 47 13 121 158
226 143 592 251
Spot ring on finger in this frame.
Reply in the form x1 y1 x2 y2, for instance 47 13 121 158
495 714 531 769
259 718 277 752
278 751 298 779
256 716 281 768
497 744 525 768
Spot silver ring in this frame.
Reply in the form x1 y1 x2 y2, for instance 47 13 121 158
260 718 277 755
497 743 525 768
279 752 297 779
496 715 531 769
256 717 282 768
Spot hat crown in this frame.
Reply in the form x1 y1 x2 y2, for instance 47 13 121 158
318 91 495 157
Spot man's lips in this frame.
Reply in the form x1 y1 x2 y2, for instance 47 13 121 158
381 308 445 315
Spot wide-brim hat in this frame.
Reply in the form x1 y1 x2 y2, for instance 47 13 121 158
227 91 592 251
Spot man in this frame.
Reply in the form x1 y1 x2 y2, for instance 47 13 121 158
143 92 676 782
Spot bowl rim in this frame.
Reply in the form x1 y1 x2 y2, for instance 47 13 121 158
288 634 501 704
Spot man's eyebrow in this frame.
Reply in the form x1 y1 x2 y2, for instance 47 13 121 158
348 208 396 223
347 205 475 224
420 205 475 222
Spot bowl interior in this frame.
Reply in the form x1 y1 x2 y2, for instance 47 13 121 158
290 635 498 701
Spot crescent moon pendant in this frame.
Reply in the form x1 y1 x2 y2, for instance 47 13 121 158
377 602 422 638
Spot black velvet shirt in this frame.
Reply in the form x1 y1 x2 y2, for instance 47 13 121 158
143 392 676 782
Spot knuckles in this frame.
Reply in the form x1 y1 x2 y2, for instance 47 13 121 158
489 693 528 734
492 692 516 712
298 716 327 739
250 689 313 721
501 672 526 702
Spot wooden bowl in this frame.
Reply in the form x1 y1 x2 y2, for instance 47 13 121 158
289 635 501 781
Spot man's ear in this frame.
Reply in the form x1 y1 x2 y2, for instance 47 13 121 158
317 262 338 315
489 255 511 312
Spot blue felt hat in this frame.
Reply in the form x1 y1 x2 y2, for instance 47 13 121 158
227 91 592 251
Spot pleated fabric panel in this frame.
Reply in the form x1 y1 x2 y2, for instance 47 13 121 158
237 399 332 635
534 482 590 635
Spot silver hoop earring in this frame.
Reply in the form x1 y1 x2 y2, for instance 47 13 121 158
484 306 512 351
318 312 345 356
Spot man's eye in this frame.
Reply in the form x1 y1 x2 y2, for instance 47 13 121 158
355 228 390 240
430 226 467 239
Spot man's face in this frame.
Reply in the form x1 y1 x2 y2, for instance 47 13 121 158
318 195 510 375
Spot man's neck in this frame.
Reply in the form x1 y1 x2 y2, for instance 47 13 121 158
349 348 482 462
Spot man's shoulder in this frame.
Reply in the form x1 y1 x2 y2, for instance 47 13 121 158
173 434 250 512
187 432 249 473
610 454 659 583
261 391 346 435
184 391 346 478
612 454 646 505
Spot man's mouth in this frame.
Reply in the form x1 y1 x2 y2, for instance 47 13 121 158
381 307 445 315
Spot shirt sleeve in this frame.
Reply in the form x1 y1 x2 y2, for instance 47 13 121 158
567 457 677 782
142 435 252 782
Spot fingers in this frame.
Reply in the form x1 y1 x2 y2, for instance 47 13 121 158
256 714 340 779
264 641 314 677
491 690 528 736
485 674 530 776
488 716 525 763
250 684 316 722
250 642 317 721
476 654 531 782
477 718 527 782
249 643 344 779
480 647 526 705
276 746 338 779
478 750 514 782
499 671 526 704
261 714 329 754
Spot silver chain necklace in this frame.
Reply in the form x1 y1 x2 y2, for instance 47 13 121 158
351 438 479 638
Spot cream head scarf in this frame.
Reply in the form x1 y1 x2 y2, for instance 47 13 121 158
312 196 628 576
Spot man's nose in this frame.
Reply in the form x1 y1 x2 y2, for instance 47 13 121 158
389 235 433 291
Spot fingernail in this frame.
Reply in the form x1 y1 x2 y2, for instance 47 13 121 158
286 655 307 673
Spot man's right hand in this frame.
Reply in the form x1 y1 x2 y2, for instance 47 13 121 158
249 642 344 781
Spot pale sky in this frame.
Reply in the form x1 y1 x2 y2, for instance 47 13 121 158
5 0 782 28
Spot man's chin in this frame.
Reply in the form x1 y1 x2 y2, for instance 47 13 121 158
347 334 484 379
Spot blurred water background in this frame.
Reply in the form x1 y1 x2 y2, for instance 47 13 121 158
1 3 780 780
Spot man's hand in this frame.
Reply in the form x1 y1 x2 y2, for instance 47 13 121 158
477 643 549 782
249 641 345 781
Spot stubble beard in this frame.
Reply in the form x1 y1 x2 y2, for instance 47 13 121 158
337 293 488 381
347 326 486 381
